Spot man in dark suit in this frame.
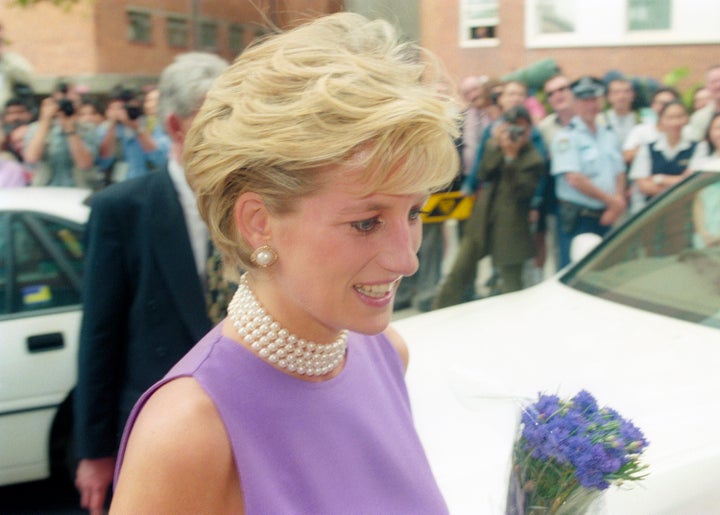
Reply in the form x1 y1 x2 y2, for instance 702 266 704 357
73 52 228 515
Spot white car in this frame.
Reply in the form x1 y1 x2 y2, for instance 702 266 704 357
0 187 90 486
396 170 720 514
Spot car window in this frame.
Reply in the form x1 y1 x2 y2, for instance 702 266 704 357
563 172 720 328
0 212 84 316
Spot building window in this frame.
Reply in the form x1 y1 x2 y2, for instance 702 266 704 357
229 24 245 55
127 10 152 44
199 20 218 50
628 0 671 31
526 0 720 48
167 16 189 48
459 0 499 48
535 0 575 34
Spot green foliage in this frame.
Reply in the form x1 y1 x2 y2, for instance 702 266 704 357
663 66 704 110
662 66 690 87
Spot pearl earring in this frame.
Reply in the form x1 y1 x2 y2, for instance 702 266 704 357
250 244 278 268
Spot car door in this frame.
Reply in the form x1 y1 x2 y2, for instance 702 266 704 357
0 210 84 485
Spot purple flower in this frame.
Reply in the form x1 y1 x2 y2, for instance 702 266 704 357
563 434 592 465
513 390 649 509
572 390 599 415
620 420 648 452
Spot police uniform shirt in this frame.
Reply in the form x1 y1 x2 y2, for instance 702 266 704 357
551 115 624 210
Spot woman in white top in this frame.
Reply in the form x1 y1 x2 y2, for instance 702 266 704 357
689 111 720 172
629 100 695 212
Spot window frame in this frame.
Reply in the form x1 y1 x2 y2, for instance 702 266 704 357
198 19 219 50
458 0 500 49
4 212 84 316
525 0 720 49
166 15 190 48
229 23 245 55
127 9 153 44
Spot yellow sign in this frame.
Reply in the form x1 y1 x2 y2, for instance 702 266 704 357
421 191 474 223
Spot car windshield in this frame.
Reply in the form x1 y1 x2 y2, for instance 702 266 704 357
562 171 720 329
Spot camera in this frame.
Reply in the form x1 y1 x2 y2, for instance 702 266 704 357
124 103 143 120
56 81 75 116
114 87 144 120
506 124 526 142
58 98 75 117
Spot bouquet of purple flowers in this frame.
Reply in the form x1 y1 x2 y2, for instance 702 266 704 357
508 390 649 514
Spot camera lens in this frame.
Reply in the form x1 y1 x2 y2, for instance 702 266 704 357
58 99 75 117
124 103 143 120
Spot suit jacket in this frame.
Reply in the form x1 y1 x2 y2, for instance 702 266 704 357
74 168 212 459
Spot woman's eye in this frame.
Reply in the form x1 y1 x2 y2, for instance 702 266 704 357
409 207 426 221
351 217 382 233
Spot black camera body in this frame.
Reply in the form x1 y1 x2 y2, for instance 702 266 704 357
506 124 526 142
124 103 143 120
58 98 75 117
114 87 144 121
55 81 75 116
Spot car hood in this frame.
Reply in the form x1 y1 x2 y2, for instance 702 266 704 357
393 279 720 514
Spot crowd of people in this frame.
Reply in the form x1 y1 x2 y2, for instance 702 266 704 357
0 79 169 190
2 22 718 297
0 18 170 190
428 64 720 308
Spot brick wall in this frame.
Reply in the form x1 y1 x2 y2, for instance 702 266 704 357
420 0 715 95
0 0 342 94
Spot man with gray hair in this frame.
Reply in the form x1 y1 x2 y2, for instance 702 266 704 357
73 52 228 514
685 64 720 142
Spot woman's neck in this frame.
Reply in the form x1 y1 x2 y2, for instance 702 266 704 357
665 131 681 147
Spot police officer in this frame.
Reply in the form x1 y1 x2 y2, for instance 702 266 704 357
551 76 626 268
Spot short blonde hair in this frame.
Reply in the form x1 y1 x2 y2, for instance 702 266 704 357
184 12 460 276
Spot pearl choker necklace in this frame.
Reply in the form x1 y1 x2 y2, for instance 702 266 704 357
228 275 348 377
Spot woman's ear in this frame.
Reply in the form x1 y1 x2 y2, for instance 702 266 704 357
233 192 271 248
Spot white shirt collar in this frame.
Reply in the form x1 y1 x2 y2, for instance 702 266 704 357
652 133 694 156
167 156 209 276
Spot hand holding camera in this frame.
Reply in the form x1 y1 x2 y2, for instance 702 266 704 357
54 82 77 118
495 105 532 160
106 87 144 131
497 121 527 159
38 97 60 122
505 123 526 142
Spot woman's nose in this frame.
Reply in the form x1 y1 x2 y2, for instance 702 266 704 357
380 220 421 277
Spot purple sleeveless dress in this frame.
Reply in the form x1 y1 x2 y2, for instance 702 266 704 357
115 325 448 514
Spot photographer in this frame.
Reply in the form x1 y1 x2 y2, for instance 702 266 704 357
434 105 545 307
23 82 99 186
97 86 169 183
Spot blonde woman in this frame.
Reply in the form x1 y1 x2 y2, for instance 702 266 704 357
111 13 459 514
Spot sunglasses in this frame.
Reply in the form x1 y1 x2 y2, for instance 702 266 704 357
546 85 570 97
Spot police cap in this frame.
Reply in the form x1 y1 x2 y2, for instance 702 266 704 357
570 76 605 99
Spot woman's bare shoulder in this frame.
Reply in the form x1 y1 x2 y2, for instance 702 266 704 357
383 325 409 372
111 377 243 513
